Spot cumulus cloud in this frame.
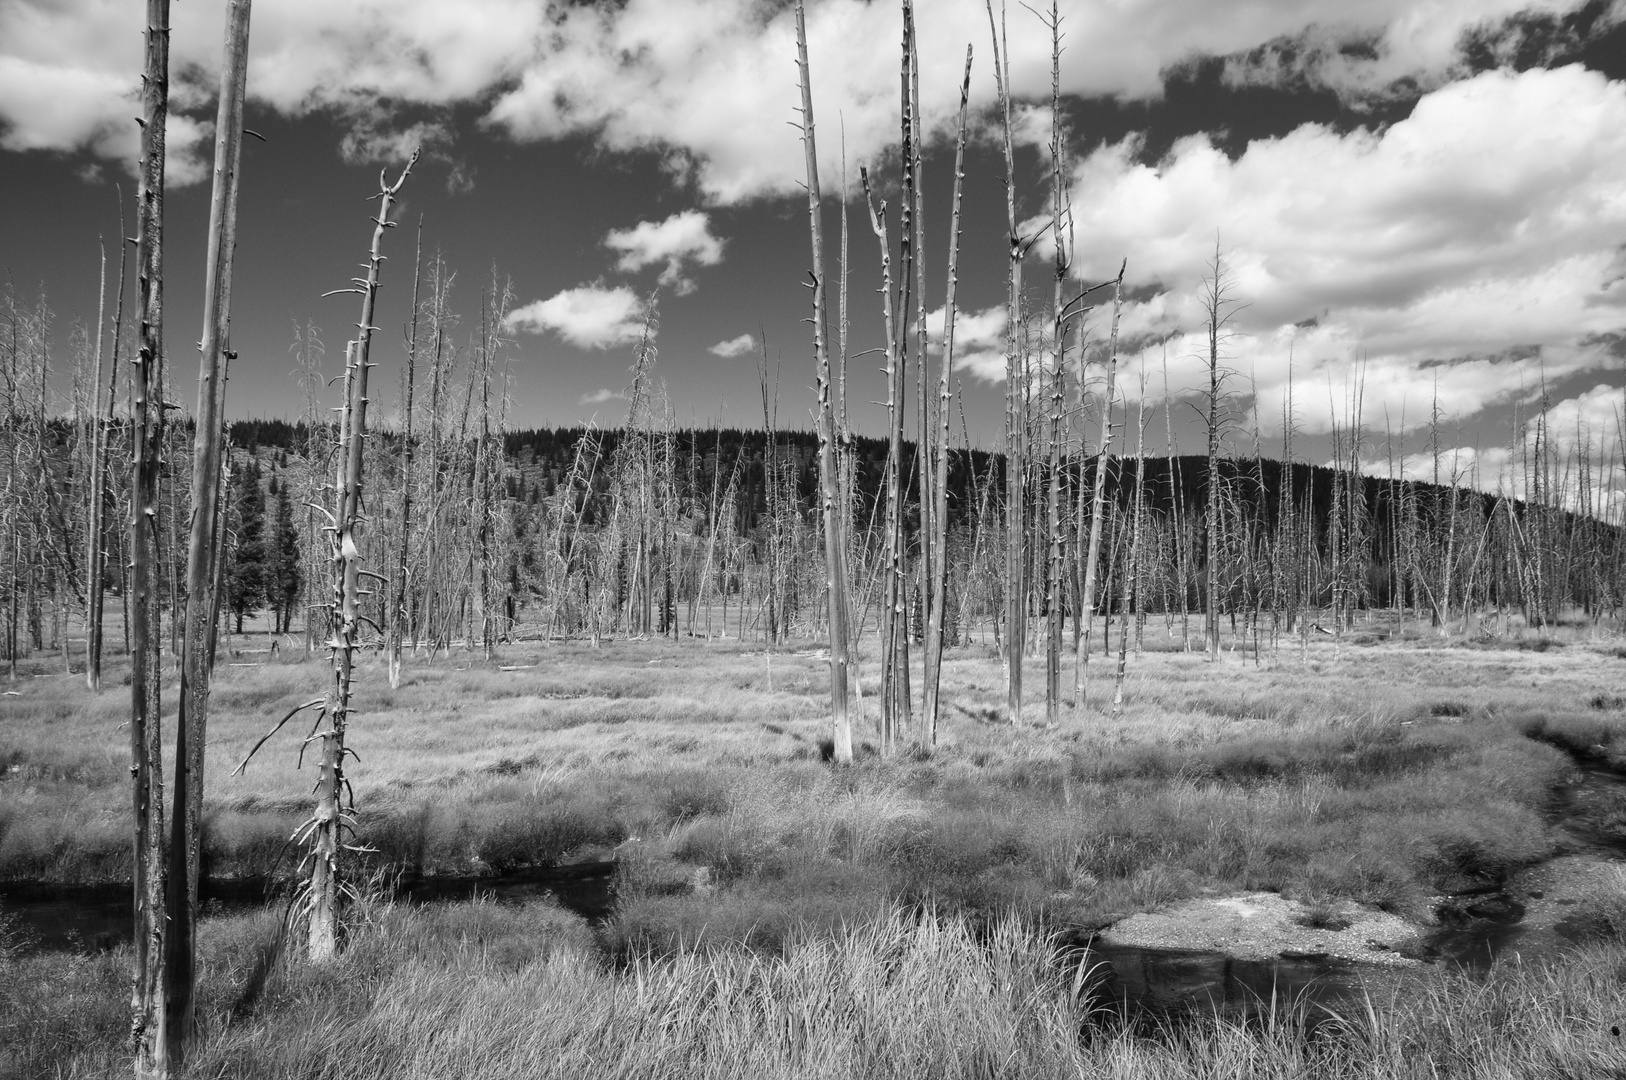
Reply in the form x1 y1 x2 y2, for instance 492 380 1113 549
1015 64 1626 436
919 304 1009 382
7 0 1611 200
708 333 756 358
604 210 725 295
581 387 626 405
505 283 647 350
338 117 451 167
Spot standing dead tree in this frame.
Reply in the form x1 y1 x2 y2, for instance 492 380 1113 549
387 220 423 688
168 0 251 1061
1041 0 1066 725
986 0 1025 722
862 163 908 751
129 0 171 1071
1200 240 1242 661
1077 261 1126 706
794 0 853 763
921 44 972 749
236 152 419 962
307 152 416 959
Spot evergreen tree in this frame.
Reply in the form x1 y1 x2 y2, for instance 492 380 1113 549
270 471 302 633
226 454 267 632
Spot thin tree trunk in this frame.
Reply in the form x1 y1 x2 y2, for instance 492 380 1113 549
986 0 1024 723
862 166 907 752
389 220 423 687
167 1 249 1059
1113 391 1146 714
1044 4 1065 725
922 46 971 749
130 0 171 1070
85 238 107 691
306 152 417 962
794 0 853 763
1078 262 1125 708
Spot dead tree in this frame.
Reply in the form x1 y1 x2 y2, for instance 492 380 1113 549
794 0 854 762
85 236 109 691
986 0 1025 722
1200 240 1241 661
1113 383 1148 714
862 164 908 750
922 45 972 748
1042 1 1066 724
129 0 171 1071
1078 261 1126 706
302 151 416 961
167 0 251 1059
388 220 423 687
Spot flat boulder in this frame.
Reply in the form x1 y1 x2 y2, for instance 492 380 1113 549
1100 891 1423 967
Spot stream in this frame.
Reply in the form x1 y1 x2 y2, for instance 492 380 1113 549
4 746 1621 1025
0 861 616 953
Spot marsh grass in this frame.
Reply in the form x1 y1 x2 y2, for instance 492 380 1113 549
6 630 1626 1076
5 897 1624 1079
0 635 1609 923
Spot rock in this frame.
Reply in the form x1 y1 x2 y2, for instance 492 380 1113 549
1101 891 1422 967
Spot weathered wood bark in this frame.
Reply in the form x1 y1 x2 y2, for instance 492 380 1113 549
922 45 972 748
306 151 417 962
167 0 250 1058
794 0 853 763
130 0 171 1072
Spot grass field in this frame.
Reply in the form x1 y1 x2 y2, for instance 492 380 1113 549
4 616 1626 1076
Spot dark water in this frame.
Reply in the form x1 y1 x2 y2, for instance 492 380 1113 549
1079 757 1626 1020
0 861 617 953
1080 942 1377 1023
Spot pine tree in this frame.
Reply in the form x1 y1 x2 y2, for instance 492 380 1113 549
270 471 301 633
226 455 267 633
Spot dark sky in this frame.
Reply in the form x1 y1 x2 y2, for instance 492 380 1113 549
5 0 1626 494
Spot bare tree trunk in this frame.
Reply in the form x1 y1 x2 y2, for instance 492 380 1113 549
1113 390 1147 714
1202 241 1237 662
167 1 250 1059
922 46 971 749
1043 3 1065 725
305 152 417 963
794 1 853 763
986 0 1024 723
1078 262 1125 708
862 166 907 752
85 238 108 691
388 221 423 687
130 0 171 1071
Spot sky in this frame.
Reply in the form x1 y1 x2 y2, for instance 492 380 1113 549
4 0 1626 497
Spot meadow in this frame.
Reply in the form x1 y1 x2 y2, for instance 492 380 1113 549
4 616 1626 1077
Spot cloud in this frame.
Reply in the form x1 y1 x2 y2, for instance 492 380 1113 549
8 1 1611 201
338 116 451 167
505 283 647 350
1016 64 1626 434
919 304 1009 382
604 210 724 295
581 387 626 405
708 333 756 358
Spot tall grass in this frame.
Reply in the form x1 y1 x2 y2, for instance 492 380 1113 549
6 897 1623 1079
